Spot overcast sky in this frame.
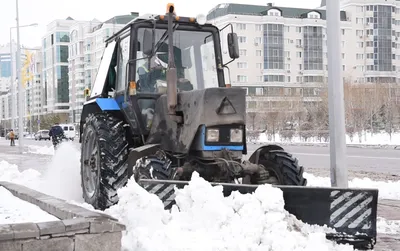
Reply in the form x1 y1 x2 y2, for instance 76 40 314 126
1 0 321 48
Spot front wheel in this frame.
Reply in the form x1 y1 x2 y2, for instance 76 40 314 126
80 113 130 210
249 146 307 186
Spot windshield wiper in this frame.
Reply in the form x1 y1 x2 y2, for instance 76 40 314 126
150 23 180 58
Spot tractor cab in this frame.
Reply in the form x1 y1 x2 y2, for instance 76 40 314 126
82 5 240 146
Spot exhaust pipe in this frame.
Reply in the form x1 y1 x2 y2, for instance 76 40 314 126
166 4 178 117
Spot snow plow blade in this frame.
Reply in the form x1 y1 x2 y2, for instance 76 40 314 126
138 179 378 250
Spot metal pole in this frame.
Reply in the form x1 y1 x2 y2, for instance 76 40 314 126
9 28 15 130
326 0 348 187
16 0 24 154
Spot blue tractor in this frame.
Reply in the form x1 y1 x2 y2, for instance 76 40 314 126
79 4 378 249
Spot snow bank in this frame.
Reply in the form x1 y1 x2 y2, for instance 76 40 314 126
305 173 400 200
0 160 41 186
28 145 55 155
0 186 59 224
257 132 400 146
377 217 400 235
106 172 352 251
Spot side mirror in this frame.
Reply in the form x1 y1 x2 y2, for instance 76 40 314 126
143 29 153 56
227 33 239 59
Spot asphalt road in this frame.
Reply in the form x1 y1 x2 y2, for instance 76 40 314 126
246 144 400 179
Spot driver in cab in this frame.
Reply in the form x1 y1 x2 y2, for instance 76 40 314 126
137 42 192 93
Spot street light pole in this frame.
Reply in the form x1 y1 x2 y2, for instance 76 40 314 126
9 23 37 133
326 0 348 187
9 28 15 130
15 0 24 154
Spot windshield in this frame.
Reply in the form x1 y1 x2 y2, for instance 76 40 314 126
135 27 218 94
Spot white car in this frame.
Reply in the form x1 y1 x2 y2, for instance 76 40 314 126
34 130 50 141
59 124 76 141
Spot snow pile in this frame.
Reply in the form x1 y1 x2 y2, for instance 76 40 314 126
304 173 400 200
0 186 59 224
0 142 83 203
106 172 352 251
28 145 55 155
257 131 400 146
34 142 84 203
0 160 41 186
377 217 400 235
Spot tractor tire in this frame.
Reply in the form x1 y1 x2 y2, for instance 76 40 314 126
252 150 307 186
133 153 172 182
80 113 130 210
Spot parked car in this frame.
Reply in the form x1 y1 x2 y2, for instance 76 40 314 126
34 130 51 141
59 124 76 141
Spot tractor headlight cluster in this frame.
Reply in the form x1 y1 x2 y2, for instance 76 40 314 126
230 128 243 142
206 129 219 142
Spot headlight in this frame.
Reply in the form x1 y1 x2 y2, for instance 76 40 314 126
206 129 219 142
230 128 243 142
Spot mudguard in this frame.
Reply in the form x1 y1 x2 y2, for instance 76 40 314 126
138 179 378 250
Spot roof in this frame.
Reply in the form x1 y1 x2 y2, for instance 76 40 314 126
206 3 347 21
104 12 139 24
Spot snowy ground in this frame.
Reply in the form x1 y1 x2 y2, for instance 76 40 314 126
256 132 400 146
0 143 399 250
0 186 59 224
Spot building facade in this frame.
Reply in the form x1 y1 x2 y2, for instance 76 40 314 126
207 3 352 113
41 17 79 122
322 0 400 84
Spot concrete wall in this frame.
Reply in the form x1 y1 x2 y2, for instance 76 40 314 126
0 181 125 251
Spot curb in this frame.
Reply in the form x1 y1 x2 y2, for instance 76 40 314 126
0 181 125 251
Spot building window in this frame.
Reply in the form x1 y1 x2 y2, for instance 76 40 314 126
236 23 246 30
238 36 247 43
256 50 262 56
56 65 69 103
56 32 70 43
237 62 247 69
239 49 247 56
237 75 247 82
263 23 284 70
264 75 284 82
56 45 69 63
255 24 262 31
267 9 281 16
307 11 320 19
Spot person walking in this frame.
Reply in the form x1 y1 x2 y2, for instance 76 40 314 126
9 130 15 146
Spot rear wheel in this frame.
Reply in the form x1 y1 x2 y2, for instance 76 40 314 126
80 113 130 210
249 147 307 186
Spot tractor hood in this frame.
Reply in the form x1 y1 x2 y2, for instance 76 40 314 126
147 87 246 153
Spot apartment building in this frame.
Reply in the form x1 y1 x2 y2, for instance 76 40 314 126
0 43 29 128
41 17 83 122
321 0 400 84
68 13 138 124
207 3 352 113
